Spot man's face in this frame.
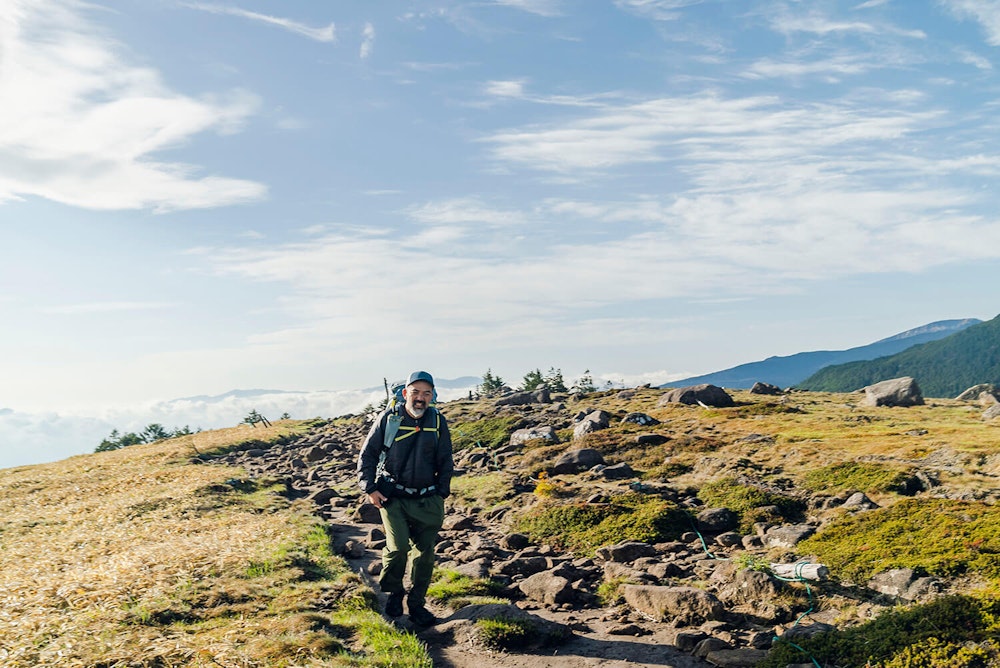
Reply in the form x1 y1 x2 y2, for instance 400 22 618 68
404 380 433 417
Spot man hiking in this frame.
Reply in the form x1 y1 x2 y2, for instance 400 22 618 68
357 370 454 626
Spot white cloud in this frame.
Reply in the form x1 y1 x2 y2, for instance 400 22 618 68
184 4 336 42
0 0 266 211
939 0 1000 46
39 301 175 315
614 0 706 21
360 22 375 59
485 79 527 98
493 0 563 17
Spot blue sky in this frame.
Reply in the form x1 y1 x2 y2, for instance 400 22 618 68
2 0 1000 467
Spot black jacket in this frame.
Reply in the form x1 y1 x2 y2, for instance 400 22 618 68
357 405 454 498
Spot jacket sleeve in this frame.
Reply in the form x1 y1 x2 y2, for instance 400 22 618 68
357 412 386 494
435 416 455 498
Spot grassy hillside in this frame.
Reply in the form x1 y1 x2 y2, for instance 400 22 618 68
798 313 1000 397
0 424 431 668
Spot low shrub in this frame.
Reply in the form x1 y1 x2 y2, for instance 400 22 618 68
697 477 806 532
450 416 521 452
798 498 1000 583
512 493 690 554
801 461 914 494
757 595 1000 668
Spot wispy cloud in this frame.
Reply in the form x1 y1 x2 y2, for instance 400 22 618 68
0 0 266 211
939 0 1000 46
614 0 706 21
360 22 375 58
494 0 563 17
40 302 176 315
184 3 336 42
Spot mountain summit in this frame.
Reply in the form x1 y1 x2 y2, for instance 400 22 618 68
662 318 981 390
798 314 1000 397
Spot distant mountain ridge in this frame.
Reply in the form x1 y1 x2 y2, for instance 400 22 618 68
662 318 982 390
798 314 1000 398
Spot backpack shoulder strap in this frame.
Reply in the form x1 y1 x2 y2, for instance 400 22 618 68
383 412 403 450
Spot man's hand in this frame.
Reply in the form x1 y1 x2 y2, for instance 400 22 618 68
368 490 388 508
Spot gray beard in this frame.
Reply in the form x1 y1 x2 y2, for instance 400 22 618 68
408 405 426 418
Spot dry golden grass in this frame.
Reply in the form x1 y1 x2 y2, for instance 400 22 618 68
0 424 423 668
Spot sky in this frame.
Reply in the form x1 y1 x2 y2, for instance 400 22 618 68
2 0 1000 468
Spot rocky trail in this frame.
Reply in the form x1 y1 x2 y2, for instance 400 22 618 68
208 387 991 668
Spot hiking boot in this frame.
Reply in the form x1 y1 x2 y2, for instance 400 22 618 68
408 604 437 627
385 591 404 617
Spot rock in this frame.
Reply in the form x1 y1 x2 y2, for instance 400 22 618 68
496 391 539 406
692 637 731 657
353 503 383 524
451 558 491 579
599 462 636 480
956 383 999 402
622 412 660 426
622 585 725 624
658 384 735 408
984 404 1000 421
704 649 770 667
749 382 783 395
859 377 924 407
635 433 669 445
307 487 338 505
500 533 531 550
510 426 559 446
762 524 815 548
714 532 742 547
518 571 576 605
595 541 657 563
496 555 549 577
426 603 571 649
302 446 326 462
551 448 606 474
697 507 739 532
842 492 879 510
673 630 708 652
868 567 941 601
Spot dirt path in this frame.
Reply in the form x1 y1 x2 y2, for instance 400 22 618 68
323 503 709 668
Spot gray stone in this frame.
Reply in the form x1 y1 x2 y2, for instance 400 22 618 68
859 376 924 407
510 426 559 446
622 412 660 426
595 541 657 563
552 448 606 474
842 492 879 510
658 384 735 408
600 462 636 480
749 382 783 395
868 567 941 601
697 507 739 532
622 584 725 624
518 571 576 605
762 524 815 548
704 649 770 667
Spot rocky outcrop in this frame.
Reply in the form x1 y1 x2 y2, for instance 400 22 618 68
859 376 924 407
658 384 735 408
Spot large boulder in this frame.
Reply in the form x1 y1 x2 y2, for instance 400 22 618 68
956 383 999 403
622 585 725 624
518 571 576 605
510 426 559 447
551 448 606 474
859 377 924 407
749 382 783 395
658 384 735 408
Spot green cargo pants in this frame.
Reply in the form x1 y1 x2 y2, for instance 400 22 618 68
378 495 445 607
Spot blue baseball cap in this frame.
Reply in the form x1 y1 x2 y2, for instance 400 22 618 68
406 370 434 387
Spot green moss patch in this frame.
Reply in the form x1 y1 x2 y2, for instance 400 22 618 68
799 498 1000 583
758 595 1000 668
801 461 914 494
450 416 521 452
697 477 806 532
512 493 690 554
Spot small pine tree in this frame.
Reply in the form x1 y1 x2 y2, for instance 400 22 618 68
543 367 567 392
520 368 545 391
572 369 596 395
478 368 506 397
